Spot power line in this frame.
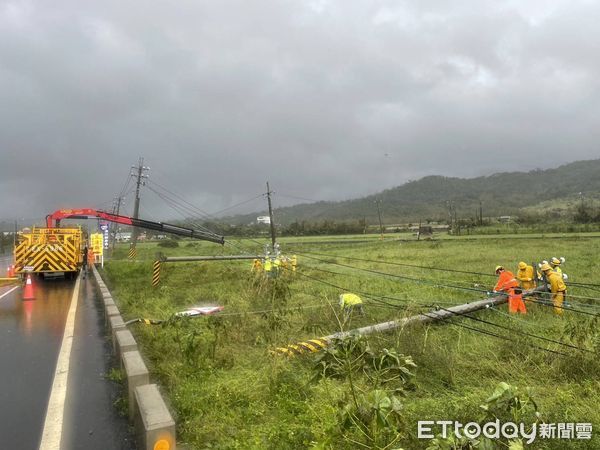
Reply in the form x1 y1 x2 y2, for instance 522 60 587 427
282 264 447 311
146 179 213 220
421 311 570 357
301 259 488 291
144 185 222 237
292 252 600 318
434 305 594 353
294 250 600 303
209 194 266 217
526 297 599 317
277 193 323 203
116 169 133 200
294 251 488 295
148 178 265 220
291 250 496 279
299 264 471 306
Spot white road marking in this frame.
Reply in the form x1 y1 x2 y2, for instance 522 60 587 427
39 275 81 450
0 285 19 301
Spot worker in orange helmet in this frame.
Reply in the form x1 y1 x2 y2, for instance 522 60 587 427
516 261 535 291
494 265 526 314
540 263 567 315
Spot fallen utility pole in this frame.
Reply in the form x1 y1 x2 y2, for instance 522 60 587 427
274 288 542 356
324 294 509 341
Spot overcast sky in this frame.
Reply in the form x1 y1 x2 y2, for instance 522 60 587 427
1 0 599 223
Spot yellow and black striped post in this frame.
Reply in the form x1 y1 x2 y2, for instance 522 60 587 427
152 260 161 287
128 247 137 260
273 338 329 356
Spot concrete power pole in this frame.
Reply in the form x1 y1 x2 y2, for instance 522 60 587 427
375 199 384 240
129 157 149 256
266 182 277 253
111 196 124 253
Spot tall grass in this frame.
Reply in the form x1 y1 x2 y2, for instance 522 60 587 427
103 235 600 449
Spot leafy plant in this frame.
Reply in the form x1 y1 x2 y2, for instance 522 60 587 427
480 382 539 424
364 348 417 391
339 389 404 449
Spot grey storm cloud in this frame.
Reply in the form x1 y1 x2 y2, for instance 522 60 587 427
1 0 599 221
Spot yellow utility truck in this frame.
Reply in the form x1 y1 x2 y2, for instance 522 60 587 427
14 227 82 276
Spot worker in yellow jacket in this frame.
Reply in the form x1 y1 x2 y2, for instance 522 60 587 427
516 261 535 291
339 293 364 319
540 263 567 315
273 257 281 275
264 258 273 276
550 257 567 279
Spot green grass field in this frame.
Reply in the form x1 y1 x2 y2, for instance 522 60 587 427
102 234 600 449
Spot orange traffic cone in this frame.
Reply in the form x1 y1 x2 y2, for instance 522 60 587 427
23 274 35 300
8 265 14 277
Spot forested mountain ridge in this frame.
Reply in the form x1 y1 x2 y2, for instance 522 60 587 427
224 159 600 225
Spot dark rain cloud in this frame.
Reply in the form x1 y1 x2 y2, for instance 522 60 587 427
1 0 599 221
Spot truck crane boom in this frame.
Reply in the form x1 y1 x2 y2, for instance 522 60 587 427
45 208 225 244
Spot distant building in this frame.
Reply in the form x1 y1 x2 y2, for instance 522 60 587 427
115 232 132 242
257 216 271 224
498 216 511 223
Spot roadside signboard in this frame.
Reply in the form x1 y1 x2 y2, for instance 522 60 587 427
90 233 104 256
99 222 109 249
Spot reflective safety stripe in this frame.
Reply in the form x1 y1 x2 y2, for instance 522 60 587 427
152 261 161 286
297 342 318 352
128 248 137 259
273 337 330 356
308 339 328 349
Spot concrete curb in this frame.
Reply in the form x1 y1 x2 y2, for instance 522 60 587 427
122 350 150 420
91 265 177 450
115 329 138 363
135 384 176 450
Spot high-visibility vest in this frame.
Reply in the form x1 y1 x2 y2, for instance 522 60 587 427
339 293 362 308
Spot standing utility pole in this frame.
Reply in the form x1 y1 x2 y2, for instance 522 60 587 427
375 199 384 240
266 182 277 253
130 157 150 253
446 200 455 232
111 195 124 252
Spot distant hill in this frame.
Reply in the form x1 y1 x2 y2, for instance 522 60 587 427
224 159 600 225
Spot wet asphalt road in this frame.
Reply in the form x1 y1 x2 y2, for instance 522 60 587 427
0 255 134 450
